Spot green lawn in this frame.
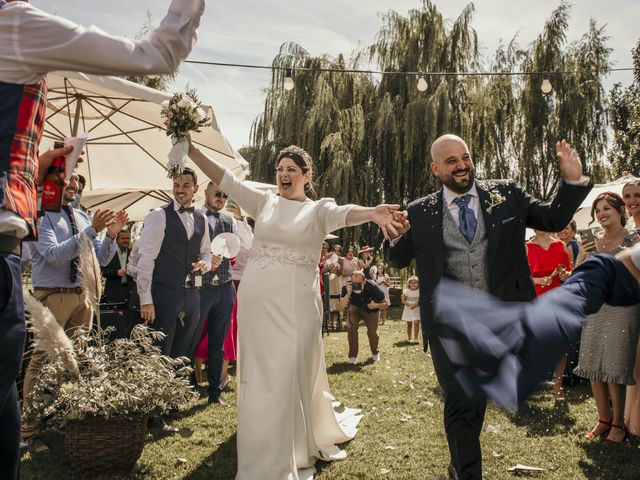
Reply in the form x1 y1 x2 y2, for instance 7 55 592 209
22 307 640 479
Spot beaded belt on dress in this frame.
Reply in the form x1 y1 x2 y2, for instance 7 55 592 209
249 245 318 272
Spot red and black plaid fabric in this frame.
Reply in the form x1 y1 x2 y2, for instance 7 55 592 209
0 77 48 238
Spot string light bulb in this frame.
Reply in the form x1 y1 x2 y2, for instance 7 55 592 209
416 76 428 92
283 69 295 91
541 77 553 94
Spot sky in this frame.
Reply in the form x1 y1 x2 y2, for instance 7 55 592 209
34 0 638 151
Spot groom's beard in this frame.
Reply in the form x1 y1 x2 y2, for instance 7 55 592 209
441 167 475 194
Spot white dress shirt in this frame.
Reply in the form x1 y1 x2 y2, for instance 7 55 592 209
0 0 204 237
136 200 211 306
441 184 480 228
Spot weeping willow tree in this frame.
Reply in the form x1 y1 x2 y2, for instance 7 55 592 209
516 3 611 198
608 38 640 177
367 1 479 204
245 42 378 244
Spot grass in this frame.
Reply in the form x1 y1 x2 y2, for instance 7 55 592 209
22 307 640 479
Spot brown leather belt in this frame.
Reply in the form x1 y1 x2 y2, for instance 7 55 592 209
0 233 22 256
34 287 83 294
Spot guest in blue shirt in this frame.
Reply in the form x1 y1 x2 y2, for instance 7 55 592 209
22 173 127 442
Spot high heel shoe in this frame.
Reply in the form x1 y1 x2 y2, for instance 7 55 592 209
601 424 629 444
585 419 611 439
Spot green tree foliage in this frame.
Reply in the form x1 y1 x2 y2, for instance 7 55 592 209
608 39 640 177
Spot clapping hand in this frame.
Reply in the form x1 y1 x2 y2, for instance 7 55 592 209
91 209 116 233
106 210 129 238
556 139 582 182
371 204 403 240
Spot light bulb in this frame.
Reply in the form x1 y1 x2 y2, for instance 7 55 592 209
541 78 553 94
417 76 428 92
283 69 294 91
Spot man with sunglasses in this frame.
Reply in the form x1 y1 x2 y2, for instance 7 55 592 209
197 181 245 405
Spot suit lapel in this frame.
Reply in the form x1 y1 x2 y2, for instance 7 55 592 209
476 182 500 267
419 189 444 279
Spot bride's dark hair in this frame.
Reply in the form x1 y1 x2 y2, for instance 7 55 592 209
276 145 317 198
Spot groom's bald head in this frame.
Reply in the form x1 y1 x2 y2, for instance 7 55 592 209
430 134 469 162
430 134 476 194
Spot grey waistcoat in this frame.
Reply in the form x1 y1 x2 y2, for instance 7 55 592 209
442 203 490 292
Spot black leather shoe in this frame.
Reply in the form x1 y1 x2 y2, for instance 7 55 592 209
208 396 229 407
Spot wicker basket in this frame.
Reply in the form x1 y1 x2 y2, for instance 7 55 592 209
64 414 148 473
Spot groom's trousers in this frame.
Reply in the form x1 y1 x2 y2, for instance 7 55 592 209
430 333 486 480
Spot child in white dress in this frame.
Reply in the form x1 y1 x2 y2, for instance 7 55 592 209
401 276 420 343
375 263 391 325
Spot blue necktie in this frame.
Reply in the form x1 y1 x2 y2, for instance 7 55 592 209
453 195 477 243
62 205 80 282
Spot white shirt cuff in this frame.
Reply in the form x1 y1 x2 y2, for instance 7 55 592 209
139 292 153 306
565 175 590 186
390 235 403 247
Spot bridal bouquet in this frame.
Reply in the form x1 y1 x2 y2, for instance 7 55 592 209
161 88 211 178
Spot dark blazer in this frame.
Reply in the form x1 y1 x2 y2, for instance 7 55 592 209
385 179 592 348
101 248 132 304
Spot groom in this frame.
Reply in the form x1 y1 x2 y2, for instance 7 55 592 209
384 134 591 479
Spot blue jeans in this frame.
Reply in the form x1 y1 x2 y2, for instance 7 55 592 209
198 282 235 399
0 252 26 480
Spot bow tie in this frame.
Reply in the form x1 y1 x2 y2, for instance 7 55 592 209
206 209 220 218
178 205 195 214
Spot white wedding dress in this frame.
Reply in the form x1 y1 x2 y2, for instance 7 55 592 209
219 171 362 480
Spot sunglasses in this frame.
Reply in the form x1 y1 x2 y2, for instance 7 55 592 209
214 192 228 199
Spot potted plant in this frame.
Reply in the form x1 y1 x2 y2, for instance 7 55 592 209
23 235 197 473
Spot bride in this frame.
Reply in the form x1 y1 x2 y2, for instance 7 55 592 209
188 143 401 479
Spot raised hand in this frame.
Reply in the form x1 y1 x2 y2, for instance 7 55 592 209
106 210 129 238
556 139 582 182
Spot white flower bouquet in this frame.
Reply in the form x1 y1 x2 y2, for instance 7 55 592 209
161 89 211 178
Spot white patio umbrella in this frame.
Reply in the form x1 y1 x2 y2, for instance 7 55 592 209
42 71 249 220
572 173 639 230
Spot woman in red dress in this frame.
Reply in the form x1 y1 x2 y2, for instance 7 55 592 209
527 229 572 399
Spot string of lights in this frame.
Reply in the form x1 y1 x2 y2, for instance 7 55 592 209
184 59 633 94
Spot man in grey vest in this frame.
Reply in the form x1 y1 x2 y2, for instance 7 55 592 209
385 134 591 480
197 181 242 405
